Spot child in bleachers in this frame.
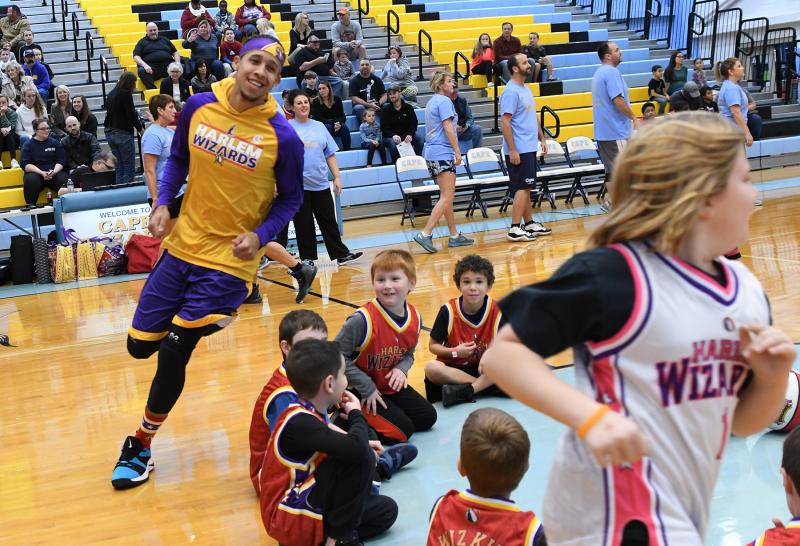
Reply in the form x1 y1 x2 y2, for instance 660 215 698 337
641 101 657 121
692 58 707 88
359 109 387 166
0 45 11 84
333 50 354 80
424 255 505 408
648 64 669 115
259 338 398 546
220 28 242 72
427 407 545 546
700 85 719 113
335 249 437 444
280 89 294 119
746 427 800 545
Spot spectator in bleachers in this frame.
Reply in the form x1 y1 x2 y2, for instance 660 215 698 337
0 95 18 168
592 42 639 202
359 109 387 166
381 46 417 102
311 80 350 151
333 49 354 81
141 94 176 201
293 35 344 99
61 151 115 193
700 85 718 113
71 95 98 137
288 12 314 64
287 89 362 265
22 49 49 103
104 71 144 183
159 62 191 108
381 85 421 162
1 61 31 107
641 101 656 121
692 58 707 88
14 29 39 61
279 89 293 119
493 22 528 83
350 59 387 123
220 28 241 73
0 40 15 62
21 117 68 204
470 33 494 78
190 59 217 94
648 64 668 115
301 71 319 98
49 85 72 138
180 0 216 38
450 80 482 152
664 50 688 95
413 71 474 253
15 87 45 148
668 80 702 112
0 45 13 83
183 20 226 81
0 6 30 50
235 0 270 36
134 23 181 90
331 8 366 61
255 18 277 40
61 116 100 172
33 51 54 101
214 1 239 41
523 32 558 82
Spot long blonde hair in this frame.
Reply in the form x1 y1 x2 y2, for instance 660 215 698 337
589 112 744 254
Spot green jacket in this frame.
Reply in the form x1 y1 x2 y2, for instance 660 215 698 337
0 107 17 130
0 16 31 48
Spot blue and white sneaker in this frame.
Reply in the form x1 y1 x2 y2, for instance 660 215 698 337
111 436 154 490
377 443 418 480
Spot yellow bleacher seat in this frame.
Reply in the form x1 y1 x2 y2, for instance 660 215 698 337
469 74 488 88
0 167 22 189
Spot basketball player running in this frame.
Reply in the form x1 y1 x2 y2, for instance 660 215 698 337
112 36 305 490
483 113 794 545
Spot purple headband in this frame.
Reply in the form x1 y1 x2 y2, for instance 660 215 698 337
239 36 286 66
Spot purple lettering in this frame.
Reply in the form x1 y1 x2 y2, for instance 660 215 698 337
701 363 719 398
657 359 690 406
689 364 701 401
692 341 706 363
717 361 728 395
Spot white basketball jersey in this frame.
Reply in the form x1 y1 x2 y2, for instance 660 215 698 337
542 241 770 546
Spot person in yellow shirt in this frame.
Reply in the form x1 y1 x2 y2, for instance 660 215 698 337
112 36 305 490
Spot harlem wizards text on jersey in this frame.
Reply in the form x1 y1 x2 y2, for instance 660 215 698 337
249 364 295 494
747 518 800 546
437 297 502 367
259 402 326 546
541 241 770 546
427 490 544 546
353 299 422 394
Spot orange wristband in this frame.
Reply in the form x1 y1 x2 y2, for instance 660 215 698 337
577 405 610 439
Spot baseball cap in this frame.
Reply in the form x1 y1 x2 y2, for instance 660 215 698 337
337 7 348 15
387 85 402 93
23 49 35 57
683 81 700 98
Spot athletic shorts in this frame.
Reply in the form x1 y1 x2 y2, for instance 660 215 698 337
148 193 184 219
426 159 456 177
505 151 538 191
129 251 249 341
596 139 628 178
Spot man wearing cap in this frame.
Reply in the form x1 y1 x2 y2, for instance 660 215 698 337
668 81 703 112
134 23 182 90
293 34 345 98
110 36 305 492
22 48 49 102
331 8 366 60
381 85 421 161
450 80 483 152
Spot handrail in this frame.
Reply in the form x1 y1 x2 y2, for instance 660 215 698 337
332 0 337 21
71 12 79 61
416 28 432 81
735 29 754 57
50 0 56 22
688 11 706 37
647 0 662 18
100 55 109 108
60 0 68 41
84 31 94 84
453 51 470 83
357 0 369 28
540 105 560 139
386 9 399 54
492 74 499 134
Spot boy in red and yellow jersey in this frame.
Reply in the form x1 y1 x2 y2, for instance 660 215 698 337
747 427 800 545
425 254 505 408
427 407 545 546
335 249 437 444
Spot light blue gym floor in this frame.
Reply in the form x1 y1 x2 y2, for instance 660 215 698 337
370 368 793 546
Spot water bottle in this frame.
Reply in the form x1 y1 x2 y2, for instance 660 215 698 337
67 178 74 193
46 190 52 204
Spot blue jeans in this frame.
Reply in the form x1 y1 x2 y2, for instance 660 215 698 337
241 23 257 35
747 112 763 141
457 124 483 151
106 129 136 183
323 121 351 151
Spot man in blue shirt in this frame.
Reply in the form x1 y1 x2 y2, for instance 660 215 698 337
500 53 551 242
22 48 49 102
591 42 640 204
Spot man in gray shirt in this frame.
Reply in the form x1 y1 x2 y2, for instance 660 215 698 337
331 8 366 60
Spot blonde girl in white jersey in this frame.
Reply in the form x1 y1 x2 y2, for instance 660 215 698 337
483 112 795 546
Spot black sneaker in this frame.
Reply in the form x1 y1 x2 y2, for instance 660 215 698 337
290 261 318 304
442 384 475 408
111 436 154 490
337 251 363 265
243 282 262 304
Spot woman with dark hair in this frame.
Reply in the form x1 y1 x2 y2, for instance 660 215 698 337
470 33 494 77
71 95 98 136
664 50 688 95
716 57 753 147
190 58 217 93
104 71 144 183
381 46 417 101
235 0 270 36
21 117 68 204
311 80 350 150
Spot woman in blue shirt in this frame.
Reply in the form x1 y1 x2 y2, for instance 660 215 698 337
413 71 474 254
716 57 753 147
141 94 176 205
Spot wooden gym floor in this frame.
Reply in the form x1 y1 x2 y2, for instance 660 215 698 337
2 173 800 545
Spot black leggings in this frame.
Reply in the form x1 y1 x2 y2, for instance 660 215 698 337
355 386 437 444
363 140 387 166
23 171 68 204
471 60 493 76
0 130 17 163
292 188 350 261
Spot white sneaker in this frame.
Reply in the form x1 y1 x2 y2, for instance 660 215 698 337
507 226 537 242
10 159 19 169
524 221 552 236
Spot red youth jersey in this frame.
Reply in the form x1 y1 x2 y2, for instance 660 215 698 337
427 490 544 546
438 296 502 367
259 403 327 546
353 299 421 395
747 519 800 546
248 364 294 494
